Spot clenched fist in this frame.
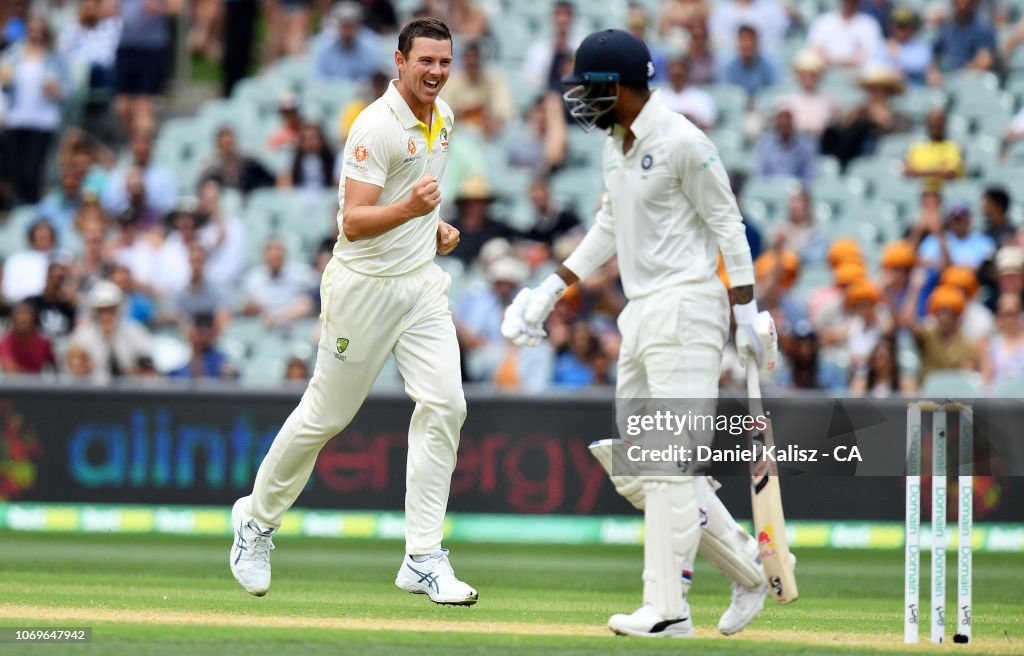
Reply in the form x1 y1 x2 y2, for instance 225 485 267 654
406 175 441 217
437 220 460 255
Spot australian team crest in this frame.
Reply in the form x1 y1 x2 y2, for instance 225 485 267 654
335 338 350 361
440 127 449 151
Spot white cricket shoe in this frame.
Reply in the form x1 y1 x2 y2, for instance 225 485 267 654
719 553 797 635
718 579 769 635
229 496 275 596
395 548 478 605
608 604 694 638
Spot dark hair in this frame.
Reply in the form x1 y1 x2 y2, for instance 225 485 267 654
12 300 39 327
290 122 334 188
554 1 575 13
397 17 452 58
984 186 1010 213
866 335 901 392
27 218 55 244
737 24 758 38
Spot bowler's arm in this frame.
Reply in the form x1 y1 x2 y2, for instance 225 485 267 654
342 178 419 241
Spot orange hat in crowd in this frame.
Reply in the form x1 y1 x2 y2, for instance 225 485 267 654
828 238 862 268
845 279 882 307
939 266 979 298
754 250 800 288
928 284 966 316
834 260 867 286
881 240 916 269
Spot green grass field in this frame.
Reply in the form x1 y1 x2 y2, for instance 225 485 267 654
1 531 1022 655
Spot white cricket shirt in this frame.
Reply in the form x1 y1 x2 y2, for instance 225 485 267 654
335 80 454 276
564 89 754 300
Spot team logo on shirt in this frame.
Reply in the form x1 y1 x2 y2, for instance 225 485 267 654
353 145 369 162
407 138 417 155
335 337 350 361
440 127 449 151
641 154 653 170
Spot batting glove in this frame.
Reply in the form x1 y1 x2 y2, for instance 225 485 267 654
523 274 567 325
501 275 567 347
501 289 546 347
734 301 778 371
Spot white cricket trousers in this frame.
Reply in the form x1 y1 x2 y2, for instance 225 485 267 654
616 278 732 615
251 259 466 555
616 277 729 401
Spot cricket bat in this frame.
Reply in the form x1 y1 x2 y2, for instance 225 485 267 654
746 359 799 605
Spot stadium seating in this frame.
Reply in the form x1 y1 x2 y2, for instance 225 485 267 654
40 0 1017 392
921 369 986 397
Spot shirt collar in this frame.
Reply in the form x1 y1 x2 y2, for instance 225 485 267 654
385 80 439 130
384 80 444 149
624 89 665 142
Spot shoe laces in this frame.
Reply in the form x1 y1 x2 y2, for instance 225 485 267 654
249 532 275 564
432 549 455 578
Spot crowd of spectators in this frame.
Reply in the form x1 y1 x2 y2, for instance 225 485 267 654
0 0 1023 397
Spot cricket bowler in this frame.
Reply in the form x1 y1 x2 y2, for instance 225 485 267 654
230 17 478 606
502 30 779 636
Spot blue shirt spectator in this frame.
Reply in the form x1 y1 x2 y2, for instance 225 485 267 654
932 0 997 73
168 314 236 379
722 25 779 98
35 168 86 241
917 202 997 270
860 0 894 35
918 231 996 271
311 2 383 82
553 351 595 387
101 133 179 217
756 107 818 184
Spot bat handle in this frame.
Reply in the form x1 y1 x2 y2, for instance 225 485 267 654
746 359 762 402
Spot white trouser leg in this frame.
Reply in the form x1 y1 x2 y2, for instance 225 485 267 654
696 476 763 589
642 479 700 620
392 265 466 555
251 261 396 528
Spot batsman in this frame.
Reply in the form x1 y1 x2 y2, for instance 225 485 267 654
502 29 780 637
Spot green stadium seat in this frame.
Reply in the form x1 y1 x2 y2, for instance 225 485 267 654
550 168 602 215
794 264 833 296
707 84 748 126
826 203 901 250
277 191 338 252
941 179 982 206
741 176 801 223
241 353 286 384
810 176 866 213
845 155 903 184
818 154 841 178
266 55 309 95
301 80 356 125
223 317 268 346
871 175 924 211
921 369 985 397
945 71 1000 106
876 133 920 160
232 76 293 122
893 87 947 124
993 376 1024 397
